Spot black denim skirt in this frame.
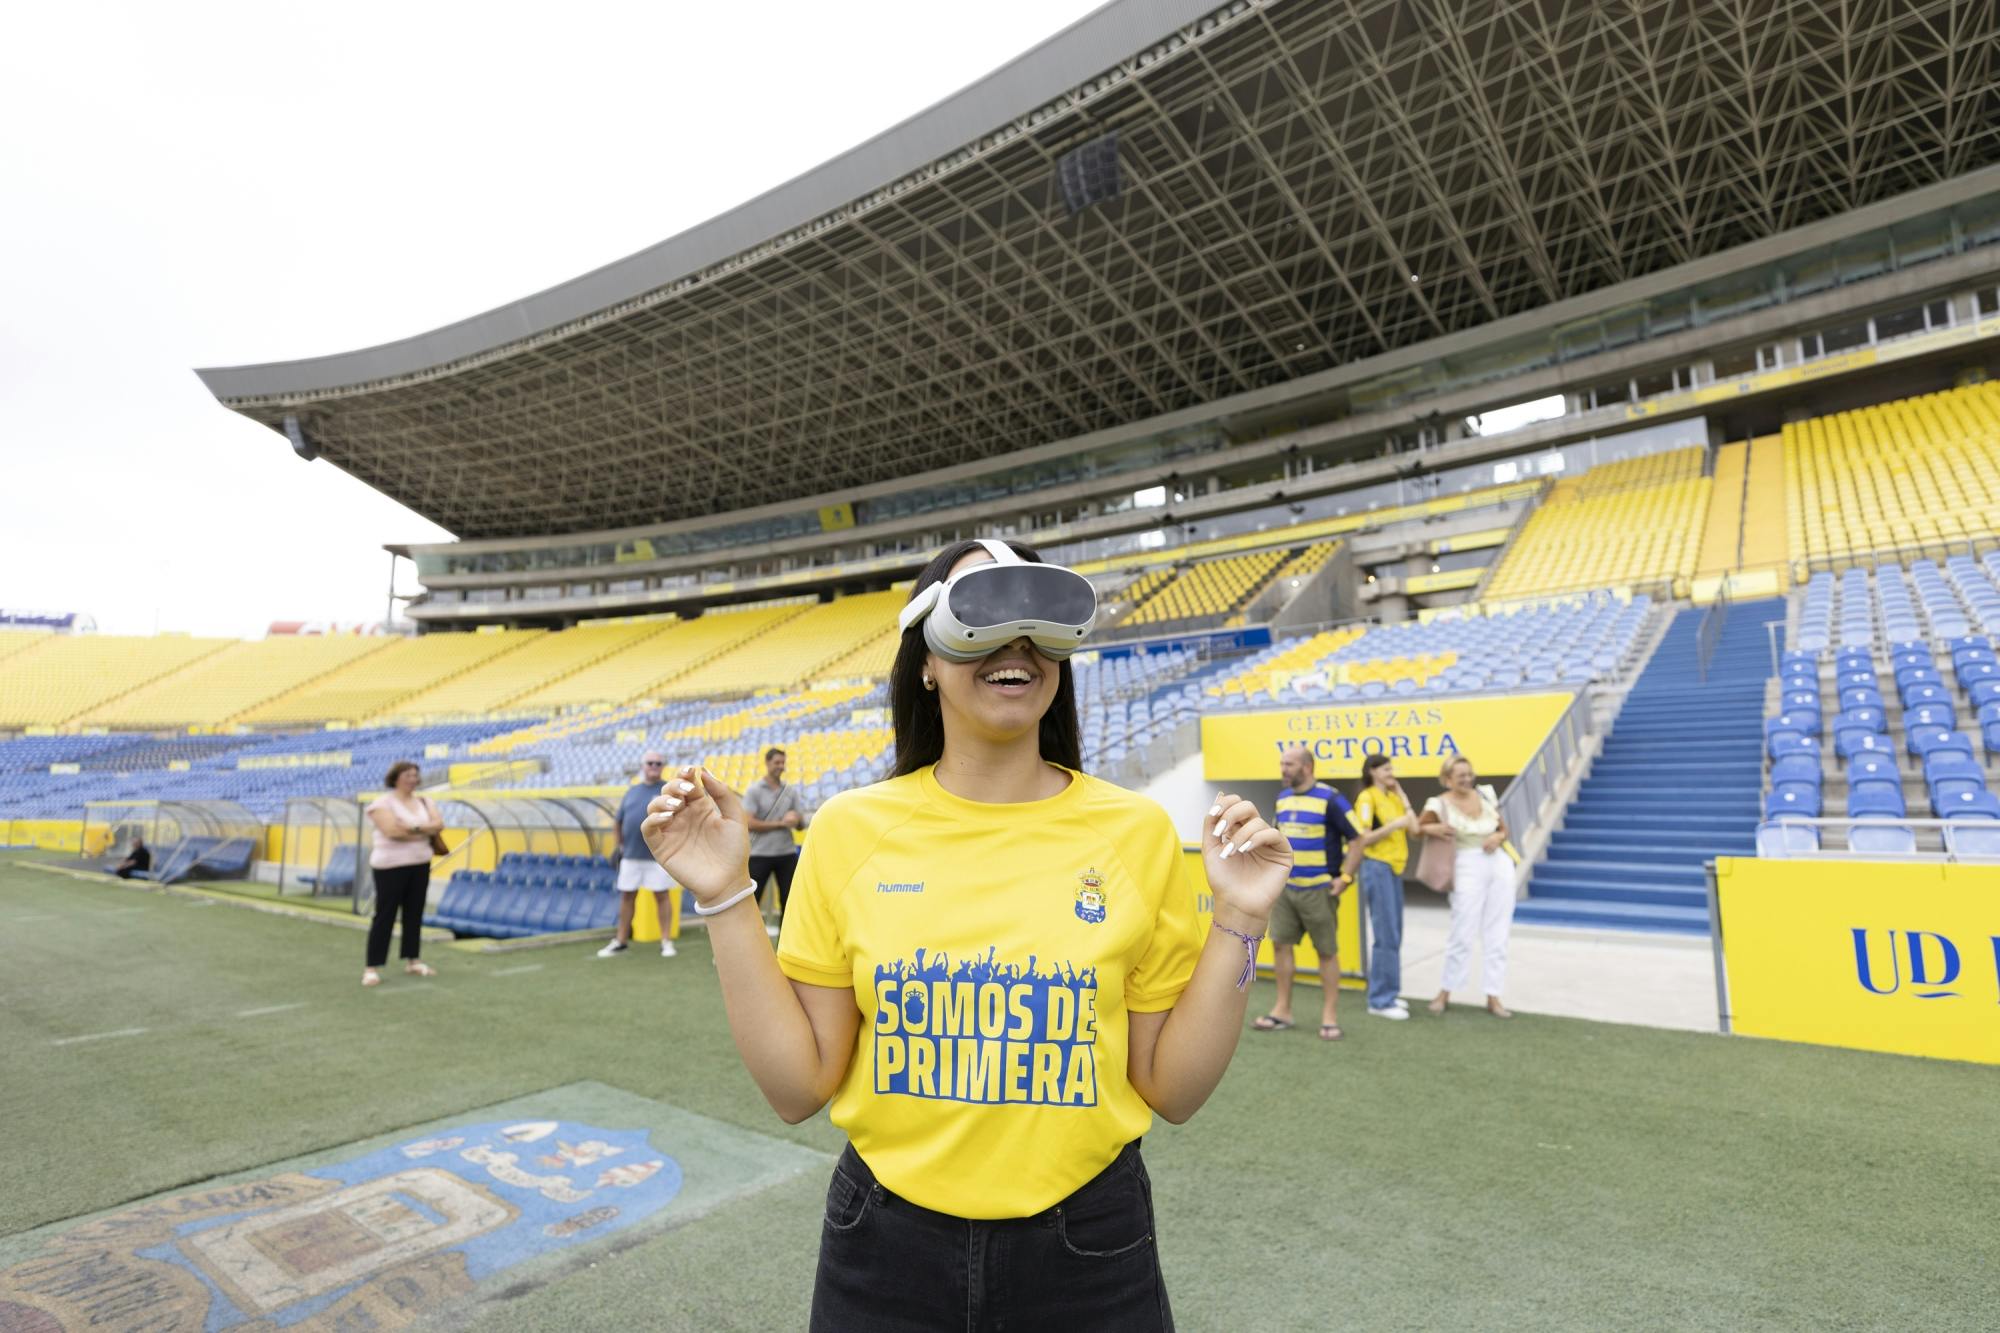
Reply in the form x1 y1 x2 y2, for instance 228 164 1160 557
809 1139 1173 1332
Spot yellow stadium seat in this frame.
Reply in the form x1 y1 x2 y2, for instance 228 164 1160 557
1484 447 1711 601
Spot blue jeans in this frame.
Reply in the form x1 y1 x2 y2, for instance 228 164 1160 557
812 1140 1172 1331
1360 858 1404 1010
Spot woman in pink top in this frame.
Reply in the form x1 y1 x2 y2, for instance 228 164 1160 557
363 761 444 988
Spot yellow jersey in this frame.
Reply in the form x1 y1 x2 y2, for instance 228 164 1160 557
776 764 1202 1218
1350 785 1410 874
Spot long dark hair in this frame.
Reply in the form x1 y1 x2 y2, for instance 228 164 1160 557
890 539 1084 778
1359 753 1393 797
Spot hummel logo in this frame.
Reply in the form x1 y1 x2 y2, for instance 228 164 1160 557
877 881 925 894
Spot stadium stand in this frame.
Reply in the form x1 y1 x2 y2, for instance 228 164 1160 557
1783 383 2000 570
511 606 802 710
1117 549 1290 630
1206 596 1651 707
0 629 52 666
813 626 900 681
653 592 903 698
0 633 233 728
381 624 619 719
81 635 393 728
239 630 542 725
1227 542 1339 627
1482 448 1709 602
1762 553 2000 855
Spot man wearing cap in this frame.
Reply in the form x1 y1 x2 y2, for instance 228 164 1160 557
598 752 678 959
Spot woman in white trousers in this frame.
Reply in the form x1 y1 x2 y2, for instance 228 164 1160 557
1417 756 1515 1018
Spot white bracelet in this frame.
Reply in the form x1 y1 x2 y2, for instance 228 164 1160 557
691 882 760 917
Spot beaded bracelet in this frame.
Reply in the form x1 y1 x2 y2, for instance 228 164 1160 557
1211 920 1264 990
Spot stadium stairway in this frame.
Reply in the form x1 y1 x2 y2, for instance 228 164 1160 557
1517 600 1779 934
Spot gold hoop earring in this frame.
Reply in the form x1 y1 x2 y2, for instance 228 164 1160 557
922 676 935 691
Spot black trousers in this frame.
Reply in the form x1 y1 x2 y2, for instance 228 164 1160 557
748 853 799 916
367 863 430 967
811 1140 1172 1332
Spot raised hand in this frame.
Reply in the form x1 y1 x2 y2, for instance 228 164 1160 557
1203 790 1291 927
642 765 752 906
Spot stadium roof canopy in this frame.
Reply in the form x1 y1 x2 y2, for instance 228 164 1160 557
199 0 2000 541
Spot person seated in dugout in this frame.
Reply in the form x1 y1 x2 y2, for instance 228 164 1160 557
111 835 150 880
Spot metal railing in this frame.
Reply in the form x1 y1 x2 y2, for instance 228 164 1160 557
1760 815 2000 862
1695 586 1731 681
1496 687 1596 887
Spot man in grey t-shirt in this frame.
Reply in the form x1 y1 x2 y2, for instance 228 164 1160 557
741 747 808 937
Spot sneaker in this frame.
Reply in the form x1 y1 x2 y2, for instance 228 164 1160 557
1367 1006 1409 1020
659 940 677 958
596 941 629 959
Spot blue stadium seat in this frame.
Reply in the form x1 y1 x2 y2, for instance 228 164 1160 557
1835 727 1892 760
1766 712 1819 742
520 882 563 934
1902 682 1949 709
1893 665 1941 691
1960 661 2000 687
1972 680 2000 710
1924 751 1985 791
1769 733 1820 763
1769 753 1821 786
1913 729 1975 762
1757 821 1819 857
1781 691 1820 715
1932 782 1999 817
1848 824 1917 856
1764 784 1821 820
1945 819 2000 856
1847 751 1899 784
1839 687 1885 711
1833 705 1886 732
1904 703 1956 733
1905 724 1950 758
1847 779 1905 819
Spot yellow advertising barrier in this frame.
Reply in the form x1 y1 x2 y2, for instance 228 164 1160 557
1184 848 1363 988
1714 857 2000 1066
1200 692 1574 783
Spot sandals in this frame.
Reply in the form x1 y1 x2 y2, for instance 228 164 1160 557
405 961 438 978
362 969 382 988
1251 1014 1294 1032
1486 1000 1513 1019
1317 1024 1344 1041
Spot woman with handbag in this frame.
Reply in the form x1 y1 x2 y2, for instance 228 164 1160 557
1415 755 1515 1019
362 761 445 988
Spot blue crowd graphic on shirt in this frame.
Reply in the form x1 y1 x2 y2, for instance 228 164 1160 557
872 948 1100 1106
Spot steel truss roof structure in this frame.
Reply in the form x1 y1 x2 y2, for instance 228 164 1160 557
199 0 2000 541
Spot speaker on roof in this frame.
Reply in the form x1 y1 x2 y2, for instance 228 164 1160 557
283 414 319 462
1056 133 1122 216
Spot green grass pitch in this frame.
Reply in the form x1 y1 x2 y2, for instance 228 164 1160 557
0 854 1993 1330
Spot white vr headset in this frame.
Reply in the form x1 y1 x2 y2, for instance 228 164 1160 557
897 540 1099 662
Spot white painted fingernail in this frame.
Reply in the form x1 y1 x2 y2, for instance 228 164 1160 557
1233 842 1247 855
658 809 674 820
664 797 682 809
1207 804 1221 817
1220 843 1235 860
675 780 696 794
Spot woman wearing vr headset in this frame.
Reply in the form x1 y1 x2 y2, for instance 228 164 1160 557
642 539 1292 1330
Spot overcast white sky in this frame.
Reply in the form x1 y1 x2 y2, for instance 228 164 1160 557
0 0 1107 638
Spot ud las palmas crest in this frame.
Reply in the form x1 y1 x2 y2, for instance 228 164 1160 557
1074 868 1107 925
0 1083 825 1330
